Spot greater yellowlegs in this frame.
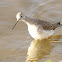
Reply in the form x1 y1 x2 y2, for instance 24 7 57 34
12 12 62 40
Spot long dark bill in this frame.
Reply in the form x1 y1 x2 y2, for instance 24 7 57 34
12 21 19 30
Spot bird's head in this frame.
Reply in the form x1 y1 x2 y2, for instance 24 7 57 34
12 12 23 30
16 12 23 21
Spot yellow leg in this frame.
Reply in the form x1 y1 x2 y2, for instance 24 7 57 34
33 60 37 62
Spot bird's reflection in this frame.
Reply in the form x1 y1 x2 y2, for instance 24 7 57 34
26 39 53 62
26 35 62 62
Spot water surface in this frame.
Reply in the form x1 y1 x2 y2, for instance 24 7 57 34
0 0 62 62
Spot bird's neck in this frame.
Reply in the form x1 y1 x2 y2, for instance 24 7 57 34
22 16 32 25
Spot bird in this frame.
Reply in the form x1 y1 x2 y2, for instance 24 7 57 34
12 12 62 41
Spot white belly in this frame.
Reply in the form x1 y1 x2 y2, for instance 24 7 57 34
28 25 38 39
28 25 54 40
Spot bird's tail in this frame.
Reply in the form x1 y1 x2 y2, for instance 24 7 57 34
52 21 62 30
57 22 62 27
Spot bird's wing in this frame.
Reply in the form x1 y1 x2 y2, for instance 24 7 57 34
29 18 60 30
41 22 54 30
37 20 55 30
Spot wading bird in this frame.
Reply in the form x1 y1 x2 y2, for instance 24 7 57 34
12 12 62 41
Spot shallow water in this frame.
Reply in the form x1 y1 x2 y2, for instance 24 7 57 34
0 0 62 62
